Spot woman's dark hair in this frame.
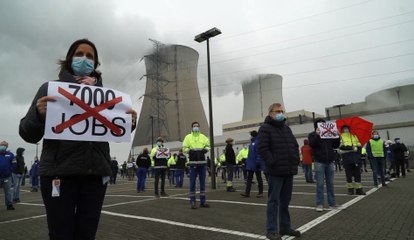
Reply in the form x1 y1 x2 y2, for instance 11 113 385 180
58 39 101 79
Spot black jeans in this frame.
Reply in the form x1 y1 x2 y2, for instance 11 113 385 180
245 170 263 195
396 158 406 177
40 176 107 240
154 168 166 194
343 163 361 183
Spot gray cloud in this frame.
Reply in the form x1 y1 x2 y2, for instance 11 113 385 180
0 0 156 103
2 0 414 163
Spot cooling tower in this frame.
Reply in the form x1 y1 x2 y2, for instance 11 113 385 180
242 74 284 121
132 44 209 146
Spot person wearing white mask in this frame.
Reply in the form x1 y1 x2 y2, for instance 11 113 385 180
19 39 137 240
0 141 16 210
366 130 387 187
258 103 301 240
339 125 365 195
182 122 210 209
391 138 408 177
150 137 170 197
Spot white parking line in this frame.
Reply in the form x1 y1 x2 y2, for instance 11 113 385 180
1 177 392 240
283 183 385 240
0 214 46 224
102 210 267 239
17 202 44 207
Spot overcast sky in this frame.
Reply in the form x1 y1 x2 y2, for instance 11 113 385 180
1 0 414 164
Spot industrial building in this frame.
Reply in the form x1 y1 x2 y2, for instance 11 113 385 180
130 41 413 164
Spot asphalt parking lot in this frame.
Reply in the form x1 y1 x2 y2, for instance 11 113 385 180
1 168 413 240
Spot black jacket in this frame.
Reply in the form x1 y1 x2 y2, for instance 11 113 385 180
13 148 25 174
175 153 187 169
225 144 236 165
391 143 408 160
136 153 151 169
258 116 300 176
308 131 340 164
19 70 116 177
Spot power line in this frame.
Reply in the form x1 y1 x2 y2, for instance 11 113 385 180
136 15 414 78
212 38 414 78
207 18 414 66
199 0 374 43
148 68 414 102
212 9 414 57
148 50 414 96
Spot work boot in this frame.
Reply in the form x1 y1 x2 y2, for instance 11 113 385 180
266 232 282 240
199 203 210 208
256 193 264 198
280 229 301 237
191 203 197 209
227 186 236 192
7 205 15 210
347 188 354 195
240 193 250 198
355 188 366 195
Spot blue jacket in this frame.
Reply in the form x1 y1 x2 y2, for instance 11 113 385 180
0 150 16 178
246 136 264 171
30 160 40 177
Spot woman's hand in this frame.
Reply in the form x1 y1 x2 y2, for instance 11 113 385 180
74 76 97 85
36 96 56 119
126 108 137 128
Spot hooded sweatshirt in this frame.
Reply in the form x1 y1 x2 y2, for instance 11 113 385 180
13 148 25 174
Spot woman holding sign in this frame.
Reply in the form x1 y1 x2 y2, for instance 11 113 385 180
19 39 137 240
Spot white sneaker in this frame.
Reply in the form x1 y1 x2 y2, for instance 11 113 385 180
316 205 324 212
329 204 343 210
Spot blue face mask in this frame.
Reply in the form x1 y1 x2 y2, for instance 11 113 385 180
192 127 200 132
343 128 350 133
274 113 285 122
71 56 94 76
0 145 6 151
156 141 163 147
373 135 379 139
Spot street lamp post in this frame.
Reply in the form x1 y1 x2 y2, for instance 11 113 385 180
35 142 40 158
333 104 346 119
195 27 222 190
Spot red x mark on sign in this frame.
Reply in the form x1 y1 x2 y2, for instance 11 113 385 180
53 87 123 136
320 123 337 137
156 148 169 158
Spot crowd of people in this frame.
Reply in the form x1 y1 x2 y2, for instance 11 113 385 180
0 141 44 211
2 37 411 240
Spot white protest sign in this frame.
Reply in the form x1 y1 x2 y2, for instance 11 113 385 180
318 121 339 139
156 147 170 159
44 82 132 142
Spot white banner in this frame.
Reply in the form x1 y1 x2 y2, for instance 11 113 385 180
318 121 340 139
44 82 132 142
